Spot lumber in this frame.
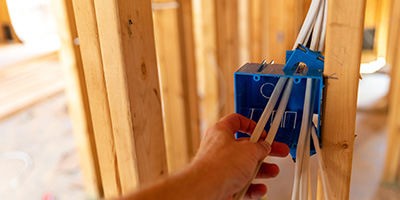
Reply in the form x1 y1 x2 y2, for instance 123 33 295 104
249 0 262 62
317 0 367 199
176 0 201 159
92 0 168 195
385 0 400 66
383 0 400 183
238 0 250 65
364 0 378 29
192 0 219 130
152 0 191 172
264 0 298 63
0 0 20 43
71 0 121 197
215 0 239 117
52 0 102 198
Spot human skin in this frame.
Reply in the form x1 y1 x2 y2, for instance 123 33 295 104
122 113 290 200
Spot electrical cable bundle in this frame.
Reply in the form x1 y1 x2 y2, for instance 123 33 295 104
233 0 331 199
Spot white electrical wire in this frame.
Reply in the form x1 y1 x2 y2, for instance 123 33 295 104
311 125 332 200
249 77 288 143
233 78 294 200
291 0 331 199
318 0 328 52
291 78 313 200
311 0 325 51
292 0 322 50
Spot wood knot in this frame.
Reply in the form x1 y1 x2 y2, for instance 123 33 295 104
160 170 164 175
141 62 147 77
341 143 349 149
129 19 133 25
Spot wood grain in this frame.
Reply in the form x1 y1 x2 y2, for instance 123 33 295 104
53 0 103 198
93 0 168 195
383 0 400 183
192 0 220 131
317 0 367 199
176 0 201 159
152 0 190 172
71 0 121 197
215 0 239 117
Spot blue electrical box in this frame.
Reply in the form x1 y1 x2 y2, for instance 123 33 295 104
234 45 325 159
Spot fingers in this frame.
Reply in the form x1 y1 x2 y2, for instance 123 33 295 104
254 141 271 161
269 141 290 157
256 163 279 179
218 113 257 134
244 184 267 199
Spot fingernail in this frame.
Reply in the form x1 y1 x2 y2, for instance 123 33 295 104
259 141 271 153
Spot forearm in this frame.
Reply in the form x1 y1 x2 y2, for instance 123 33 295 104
122 160 228 200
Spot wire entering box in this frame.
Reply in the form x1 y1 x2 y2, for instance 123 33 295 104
234 45 325 159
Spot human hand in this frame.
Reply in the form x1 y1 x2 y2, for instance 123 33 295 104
192 113 290 199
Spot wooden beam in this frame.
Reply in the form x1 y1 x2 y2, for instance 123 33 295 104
383 0 400 183
92 0 168 195
263 0 298 63
192 0 219 131
215 0 239 117
249 0 262 62
52 0 103 198
364 0 379 29
152 0 193 172
71 0 121 198
0 0 20 43
238 0 250 65
317 0 367 199
384 28 400 183
386 0 400 66
176 0 201 158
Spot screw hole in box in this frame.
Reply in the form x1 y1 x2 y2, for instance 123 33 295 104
294 78 301 84
253 75 260 82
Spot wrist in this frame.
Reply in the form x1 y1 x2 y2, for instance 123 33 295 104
186 158 232 199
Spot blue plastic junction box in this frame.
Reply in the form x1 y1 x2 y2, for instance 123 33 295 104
234 45 325 159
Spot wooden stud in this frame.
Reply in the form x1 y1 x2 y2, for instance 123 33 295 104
263 0 299 63
249 0 262 62
364 0 379 29
383 0 400 183
92 0 168 195
71 0 121 197
176 0 201 158
238 0 250 65
152 0 199 171
385 0 400 66
215 0 239 117
52 0 103 198
317 0 367 199
0 0 20 43
192 0 220 131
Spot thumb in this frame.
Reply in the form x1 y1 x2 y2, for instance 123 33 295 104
255 141 271 161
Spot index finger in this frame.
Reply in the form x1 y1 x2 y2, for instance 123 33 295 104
216 114 267 139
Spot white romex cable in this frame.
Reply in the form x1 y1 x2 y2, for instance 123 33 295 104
292 0 322 50
292 0 331 199
249 77 289 143
233 78 294 200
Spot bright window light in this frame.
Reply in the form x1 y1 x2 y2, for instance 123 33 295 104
360 57 386 74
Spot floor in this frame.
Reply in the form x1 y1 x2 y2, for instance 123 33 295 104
0 43 85 200
0 52 64 120
0 93 85 200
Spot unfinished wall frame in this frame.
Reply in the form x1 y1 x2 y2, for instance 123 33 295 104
72 0 168 198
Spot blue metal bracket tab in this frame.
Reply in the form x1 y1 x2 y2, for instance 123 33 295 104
234 45 324 159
